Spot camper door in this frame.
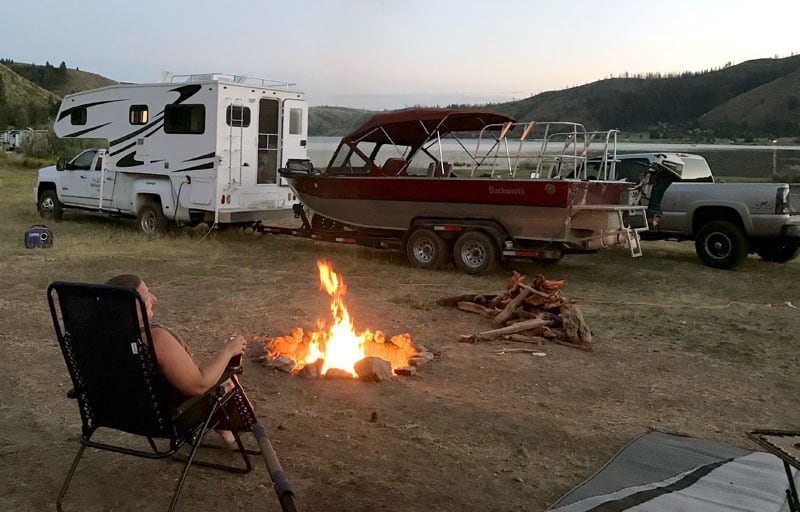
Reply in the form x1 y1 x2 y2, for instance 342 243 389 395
281 99 307 184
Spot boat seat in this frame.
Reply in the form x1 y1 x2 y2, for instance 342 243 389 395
428 161 453 177
382 157 408 176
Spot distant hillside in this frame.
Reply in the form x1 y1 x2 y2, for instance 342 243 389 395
699 68 800 134
308 106 375 136
1 59 116 97
500 55 800 137
0 62 60 129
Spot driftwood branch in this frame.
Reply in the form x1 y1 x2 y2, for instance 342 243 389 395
457 301 496 319
478 318 551 339
493 348 546 356
493 287 531 325
503 334 548 345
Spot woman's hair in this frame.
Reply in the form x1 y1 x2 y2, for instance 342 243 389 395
105 274 143 288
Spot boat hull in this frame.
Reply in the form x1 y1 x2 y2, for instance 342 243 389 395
283 173 639 245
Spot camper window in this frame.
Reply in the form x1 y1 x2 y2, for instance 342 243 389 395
226 105 251 127
289 108 303 135
70 108 87 126
129 105 149 125
164 104 205 134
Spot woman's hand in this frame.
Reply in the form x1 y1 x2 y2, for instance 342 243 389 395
223 334 247 357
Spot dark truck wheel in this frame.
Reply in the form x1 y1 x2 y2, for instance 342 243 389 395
38 190 63 221
453 231 498 275
694 220 749 269
756 244 800 263
406 228 448 270
137 202 168 234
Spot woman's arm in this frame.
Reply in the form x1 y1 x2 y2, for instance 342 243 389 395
151 328 247 396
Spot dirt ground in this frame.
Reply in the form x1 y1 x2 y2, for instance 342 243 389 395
1 224 799 512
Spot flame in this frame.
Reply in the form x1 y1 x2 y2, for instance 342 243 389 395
266 260 419 378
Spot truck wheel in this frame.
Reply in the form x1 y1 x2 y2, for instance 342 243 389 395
137 202 168 234
453 231 498 275
406 228 448 270
756 244 799 263
694 221 748 269
38 190 63 221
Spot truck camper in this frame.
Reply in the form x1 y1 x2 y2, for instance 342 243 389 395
35 73 308 232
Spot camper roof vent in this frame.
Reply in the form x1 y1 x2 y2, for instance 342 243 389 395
169 73 296 89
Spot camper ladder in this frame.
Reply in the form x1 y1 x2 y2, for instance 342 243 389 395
225 98 245 187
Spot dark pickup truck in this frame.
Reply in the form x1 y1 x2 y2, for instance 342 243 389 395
613 153 800 269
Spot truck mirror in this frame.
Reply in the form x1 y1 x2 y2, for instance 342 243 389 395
56 158 66 171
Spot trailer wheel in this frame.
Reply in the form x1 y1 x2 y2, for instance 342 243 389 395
406 228 448 270
453 231 498 275
38 190 63 221
694 220 748 269
137 202 168 234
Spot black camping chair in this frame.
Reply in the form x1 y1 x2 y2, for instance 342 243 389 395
48 281 297 512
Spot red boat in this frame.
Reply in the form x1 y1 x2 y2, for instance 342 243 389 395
280 108 647 274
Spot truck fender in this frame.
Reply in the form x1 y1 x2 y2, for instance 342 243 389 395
132 178 176 216
687 201 753 236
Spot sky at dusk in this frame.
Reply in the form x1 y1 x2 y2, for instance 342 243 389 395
3 0 799 109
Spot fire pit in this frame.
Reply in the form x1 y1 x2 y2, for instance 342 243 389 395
252 260 432 381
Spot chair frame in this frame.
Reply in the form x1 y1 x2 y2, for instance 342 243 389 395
48 281 259 512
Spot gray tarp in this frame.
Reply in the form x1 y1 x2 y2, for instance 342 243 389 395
549 431 799 512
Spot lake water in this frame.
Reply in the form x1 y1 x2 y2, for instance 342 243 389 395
307 137 800 179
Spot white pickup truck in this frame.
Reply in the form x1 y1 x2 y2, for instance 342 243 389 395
34 148 184 233
615 153 800 269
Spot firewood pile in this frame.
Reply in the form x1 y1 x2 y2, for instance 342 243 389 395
437 271 593 352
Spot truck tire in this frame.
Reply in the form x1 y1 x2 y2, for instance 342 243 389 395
756 244 799 263
453 231 498 275
406 228 448 270
38 190 63 221
694 220 748 269
137 202 168 234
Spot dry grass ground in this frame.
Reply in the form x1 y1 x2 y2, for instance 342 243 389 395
1 157 798 511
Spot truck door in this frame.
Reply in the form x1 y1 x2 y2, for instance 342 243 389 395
60 149 98 206
281 99 308 184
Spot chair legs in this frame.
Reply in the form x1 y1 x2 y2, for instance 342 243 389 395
56 443 87 512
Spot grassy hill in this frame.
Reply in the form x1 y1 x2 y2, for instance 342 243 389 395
308 106 375 136
699 68 800 134
500 55 800 137
0 62 60 128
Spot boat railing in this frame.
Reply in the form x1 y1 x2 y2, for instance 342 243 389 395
467 122 619 180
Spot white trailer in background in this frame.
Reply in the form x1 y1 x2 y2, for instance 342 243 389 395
35 73 309 232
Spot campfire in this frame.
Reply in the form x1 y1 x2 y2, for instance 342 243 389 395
253 260 430 380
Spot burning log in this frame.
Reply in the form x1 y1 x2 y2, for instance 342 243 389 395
441 271 593 351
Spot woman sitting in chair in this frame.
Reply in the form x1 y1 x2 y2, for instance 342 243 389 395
106 274 249 444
